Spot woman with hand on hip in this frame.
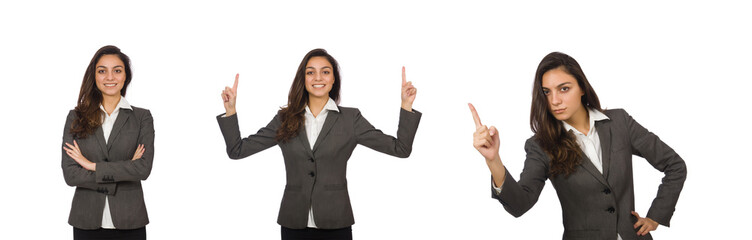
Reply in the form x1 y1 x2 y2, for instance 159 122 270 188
469 52 686 240
62 45 154 240
217 48 421 240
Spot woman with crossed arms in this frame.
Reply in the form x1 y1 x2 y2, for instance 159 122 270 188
217 48 421 240
62 45 154 240
469 52 686 239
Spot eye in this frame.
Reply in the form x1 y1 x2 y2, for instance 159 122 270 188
114 69 122 73
306 71 313 75
561 86 570 92
323 70 330 74
97 70 105 74
542 89 550 95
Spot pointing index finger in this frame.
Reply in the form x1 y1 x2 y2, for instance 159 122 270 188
402 66 406 85
233 73 239 91
468 103 482 128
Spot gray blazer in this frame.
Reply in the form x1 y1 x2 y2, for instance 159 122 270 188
217 107 421 229
61 107 155 230
493 109 686 240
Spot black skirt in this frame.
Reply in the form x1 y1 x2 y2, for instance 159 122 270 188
281 226 352 240
73 227 146 240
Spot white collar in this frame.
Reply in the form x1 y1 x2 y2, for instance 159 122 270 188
100 96 132 115
305 98 339 115
562 108 609 136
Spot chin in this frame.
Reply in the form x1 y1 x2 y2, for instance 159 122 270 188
551 113 570 121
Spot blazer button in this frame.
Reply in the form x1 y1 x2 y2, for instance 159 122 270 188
603 188 611 194
309 172 315 177
104 158 109 162
607 207 615 213
309 158 314 163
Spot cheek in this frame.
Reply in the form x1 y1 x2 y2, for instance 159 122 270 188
117 73 127 82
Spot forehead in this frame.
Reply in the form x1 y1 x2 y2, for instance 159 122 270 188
306 56 332 68
97 54 124 67
541 67 576 88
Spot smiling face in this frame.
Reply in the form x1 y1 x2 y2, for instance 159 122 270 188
95 54 126 98
541 67 586 123
304 56 335 100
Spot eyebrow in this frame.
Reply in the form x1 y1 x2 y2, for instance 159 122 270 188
305 66 332 70
96 65 124 68
557 82 572 88
541 82 573 90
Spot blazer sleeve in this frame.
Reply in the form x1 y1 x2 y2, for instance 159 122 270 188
61 110 117 195
622 109 687 227
217 113 280 159
354 108 422 158
492 138 549 218
95 109 155 183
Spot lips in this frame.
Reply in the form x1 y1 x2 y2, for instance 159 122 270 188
553 108 566 114
312 84 325 88
104 83 117 87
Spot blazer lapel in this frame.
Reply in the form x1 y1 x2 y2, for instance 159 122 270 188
95 126 109 158
312 110 340 152
579 154 609 187
595 120 612 179
297 126 314 157
107 109 131 150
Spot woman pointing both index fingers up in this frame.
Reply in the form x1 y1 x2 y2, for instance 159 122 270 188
217 48 421 240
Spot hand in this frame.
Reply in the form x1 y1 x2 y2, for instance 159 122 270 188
132 144 145 160
469 103 506 187
632 211 659 236
400 66 417 111
64 140 96 171
469 103 500 162
221 73 239 116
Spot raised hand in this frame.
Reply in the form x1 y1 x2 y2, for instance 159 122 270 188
222 73 239 116
469 103 500 162
64 140 96 171
132 144 145 160
632 211 659 236
469 103 507 187
401 66 417 112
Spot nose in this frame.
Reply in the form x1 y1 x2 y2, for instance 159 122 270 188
105 71 114 81
550 92 562 106
314 72 322 81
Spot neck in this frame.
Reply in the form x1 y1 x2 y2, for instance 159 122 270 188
565 107 590 135
308 96 328 117
102 95 121 115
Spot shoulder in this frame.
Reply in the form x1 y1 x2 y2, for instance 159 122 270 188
130 106 153 120
602 108 628 118
524 136 542 150
336 106 361 117
66 109 76 119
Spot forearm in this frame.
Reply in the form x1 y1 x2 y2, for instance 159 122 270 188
62 163 117 194
488 155 506 188
95 158 153 183
217 113 279 159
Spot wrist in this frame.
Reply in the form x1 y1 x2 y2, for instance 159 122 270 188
401 102 412 112
87 162 97 171
486 154 503 169
225 109 236 116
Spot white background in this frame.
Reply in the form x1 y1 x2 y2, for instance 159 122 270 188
1 1 750 239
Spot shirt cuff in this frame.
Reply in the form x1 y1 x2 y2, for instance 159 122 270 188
492 179 502 195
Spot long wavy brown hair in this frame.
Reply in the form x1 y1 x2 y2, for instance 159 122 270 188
276 48 341 142
530 52 602 177
70 45 132 139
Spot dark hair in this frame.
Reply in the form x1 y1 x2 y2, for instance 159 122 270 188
70 45 133 139
276 48 341 142
530 52 602 177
